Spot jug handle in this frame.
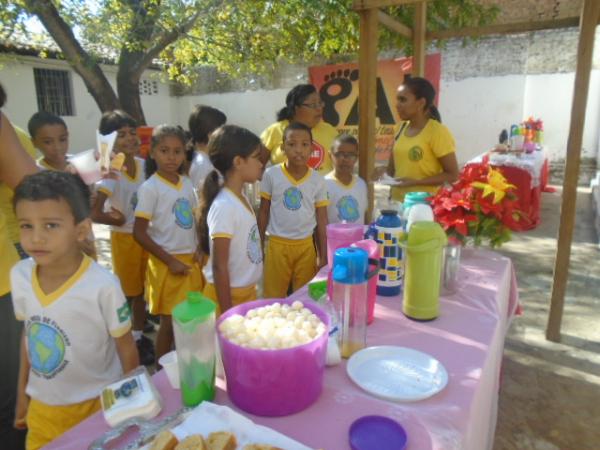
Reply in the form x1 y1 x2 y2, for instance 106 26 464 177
367 258 379 280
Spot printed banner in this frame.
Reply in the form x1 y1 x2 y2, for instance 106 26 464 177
309 54 441 163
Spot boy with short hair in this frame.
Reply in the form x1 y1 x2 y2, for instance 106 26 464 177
325 134 368 224
27 112 70 171
11 171 139 449
91 110 154 365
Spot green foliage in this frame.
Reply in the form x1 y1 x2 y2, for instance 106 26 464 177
1 0 500 86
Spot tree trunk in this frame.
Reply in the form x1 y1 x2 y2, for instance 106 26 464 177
117 61 146 125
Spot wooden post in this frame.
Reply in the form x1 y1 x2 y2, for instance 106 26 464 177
358 8 379 222
546 0 600 342
413 1 427 76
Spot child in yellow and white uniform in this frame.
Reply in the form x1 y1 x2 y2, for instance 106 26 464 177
258 122 329 299
11 171 138 449
197 125 264 313
91 110 153 365
133 125 202 363
187 105 227 195
325 134 367 224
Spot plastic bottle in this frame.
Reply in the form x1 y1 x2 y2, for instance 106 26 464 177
374 209 404 296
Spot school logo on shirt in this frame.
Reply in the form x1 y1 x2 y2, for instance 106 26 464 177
307 141 325 169
408 146 424 161
27 317 70 379
247 224 263 264
173 198 194 229
130 192 138 211
283 187 303 211
336 195 360 222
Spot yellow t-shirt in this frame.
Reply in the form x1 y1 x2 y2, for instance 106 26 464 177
260 119 336 174
391 119 455 201
1 211 19 296
0 126 37 243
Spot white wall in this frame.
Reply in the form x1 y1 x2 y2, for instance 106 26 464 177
176 88 291 136
440 75 527 164
0 57 173 153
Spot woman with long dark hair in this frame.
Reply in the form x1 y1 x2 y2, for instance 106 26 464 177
386 76 459 201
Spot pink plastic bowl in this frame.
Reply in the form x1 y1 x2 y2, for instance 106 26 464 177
217 298 329 416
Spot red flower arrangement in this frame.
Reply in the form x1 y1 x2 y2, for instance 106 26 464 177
430 161 523 248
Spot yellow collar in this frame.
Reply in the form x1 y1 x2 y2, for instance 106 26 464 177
281 163 311 186
33 255 92 307
156 173 182 190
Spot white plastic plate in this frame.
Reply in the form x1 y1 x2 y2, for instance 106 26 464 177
346 346 448 402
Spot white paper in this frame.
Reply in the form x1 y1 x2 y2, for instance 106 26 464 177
171 402 313 450
96 130 117 172
377 173 402 186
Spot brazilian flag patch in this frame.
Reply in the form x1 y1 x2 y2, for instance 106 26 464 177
117 304 131 323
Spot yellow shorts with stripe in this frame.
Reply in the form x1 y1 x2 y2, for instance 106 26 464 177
111 231 148 297
263 235 316 299
26 396 101 450
203 282 257 316
146 253 204 315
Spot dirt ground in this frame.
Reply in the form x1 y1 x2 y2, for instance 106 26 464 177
93 185 600 450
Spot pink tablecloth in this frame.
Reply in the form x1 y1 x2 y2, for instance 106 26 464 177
45 249 518 450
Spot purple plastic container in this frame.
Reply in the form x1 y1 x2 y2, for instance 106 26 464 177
217 298 329 417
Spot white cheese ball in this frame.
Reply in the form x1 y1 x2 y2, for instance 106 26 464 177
220 301 325 350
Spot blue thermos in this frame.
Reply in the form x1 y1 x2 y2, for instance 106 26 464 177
374 209 404 296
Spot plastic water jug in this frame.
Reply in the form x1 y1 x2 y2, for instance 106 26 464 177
350 239 379 324
326 223 365 268
331 247 372 358
401 222 447 321
374 209 404 296
402 191 431 219
172 292 216 406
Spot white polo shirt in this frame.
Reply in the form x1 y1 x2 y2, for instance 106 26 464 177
11 255 131 405
325 173 368 224
135 173 198 254
203 188 263 287
260 164 329 240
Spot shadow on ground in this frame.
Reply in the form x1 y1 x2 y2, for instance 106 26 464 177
493 187 600 450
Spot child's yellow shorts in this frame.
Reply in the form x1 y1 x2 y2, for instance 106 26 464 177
145 253 204 315
203 282 257 316
111 231 148 297
26 396 101 450
263 235 316 299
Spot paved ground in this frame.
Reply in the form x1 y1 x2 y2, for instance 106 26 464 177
493 187 600 450
93 185 600 450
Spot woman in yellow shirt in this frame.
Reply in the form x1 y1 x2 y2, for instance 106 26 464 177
0 83 38 450
261 84 337 175
386 77 459 201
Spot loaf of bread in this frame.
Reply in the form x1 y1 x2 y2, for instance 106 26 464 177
206 431 237 450
175 434 207 450
150 430 178 450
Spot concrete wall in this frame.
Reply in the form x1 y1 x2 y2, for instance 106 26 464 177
0 56 173 153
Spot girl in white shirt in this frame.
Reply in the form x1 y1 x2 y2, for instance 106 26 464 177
134 125 202 363
198 125 264 313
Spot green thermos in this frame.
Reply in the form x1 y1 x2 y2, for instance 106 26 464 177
401 221 447 321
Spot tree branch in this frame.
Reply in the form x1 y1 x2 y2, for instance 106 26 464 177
23 0 119 111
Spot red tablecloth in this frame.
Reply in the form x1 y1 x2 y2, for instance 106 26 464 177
44 249 519 450
468 152 553 231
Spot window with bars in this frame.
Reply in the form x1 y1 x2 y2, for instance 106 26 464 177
33 68 74 116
